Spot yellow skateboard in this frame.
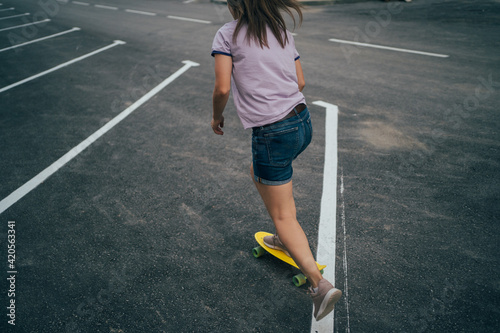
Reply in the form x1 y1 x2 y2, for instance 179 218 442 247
252 231 326 287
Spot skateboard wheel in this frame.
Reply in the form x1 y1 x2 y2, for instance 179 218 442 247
293 274 307 287
252 246 265 258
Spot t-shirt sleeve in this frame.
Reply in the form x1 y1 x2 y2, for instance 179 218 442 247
290 32 300 61
294 48 300 61
211 27 232 57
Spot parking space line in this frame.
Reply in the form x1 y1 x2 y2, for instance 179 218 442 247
0 27 81 53
0 7 14 12
0 60 200 215
0 13 30 21
167 15 211 24
95 4 117 10
329 38 449 58
0 40 125 93
339 166 351 333
62 1 213 24
310 101 339 333
125 9 156 16
0 18 50 32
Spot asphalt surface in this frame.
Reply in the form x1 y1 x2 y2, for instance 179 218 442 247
0 0 499 332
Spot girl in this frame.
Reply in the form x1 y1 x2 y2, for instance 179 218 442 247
211 0 341 321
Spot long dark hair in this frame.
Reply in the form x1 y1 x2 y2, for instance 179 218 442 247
227 0 303 48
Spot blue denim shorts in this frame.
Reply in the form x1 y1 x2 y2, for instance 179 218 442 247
252 106 312 185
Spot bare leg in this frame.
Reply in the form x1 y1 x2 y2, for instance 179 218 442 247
251 165 323 288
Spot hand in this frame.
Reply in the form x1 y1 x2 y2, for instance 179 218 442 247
211 116 224 135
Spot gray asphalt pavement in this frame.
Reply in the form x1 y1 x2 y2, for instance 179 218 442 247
0 0 499 332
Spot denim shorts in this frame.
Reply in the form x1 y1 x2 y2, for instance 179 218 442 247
252 107 312 185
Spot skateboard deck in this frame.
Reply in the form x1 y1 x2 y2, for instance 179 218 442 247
253 231 326 287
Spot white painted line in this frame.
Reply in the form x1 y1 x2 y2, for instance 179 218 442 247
0 60 200 215
125 9 156 16
72 1 90 6
0 40 125 93
329 38 450 58
0 7 14 12
310 101 339 333
167 15 211 24
0 13 30 21
0 27 81 53
340 166 351 333
95 4 118 10
183 0 196 3
0 18 50 32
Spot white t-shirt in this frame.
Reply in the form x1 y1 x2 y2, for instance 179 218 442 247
211 20 306 129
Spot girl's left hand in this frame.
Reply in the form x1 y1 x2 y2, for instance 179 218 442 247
211 116 224 135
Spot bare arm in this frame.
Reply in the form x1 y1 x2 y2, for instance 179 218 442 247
212 54 232 135
295 59 305 92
